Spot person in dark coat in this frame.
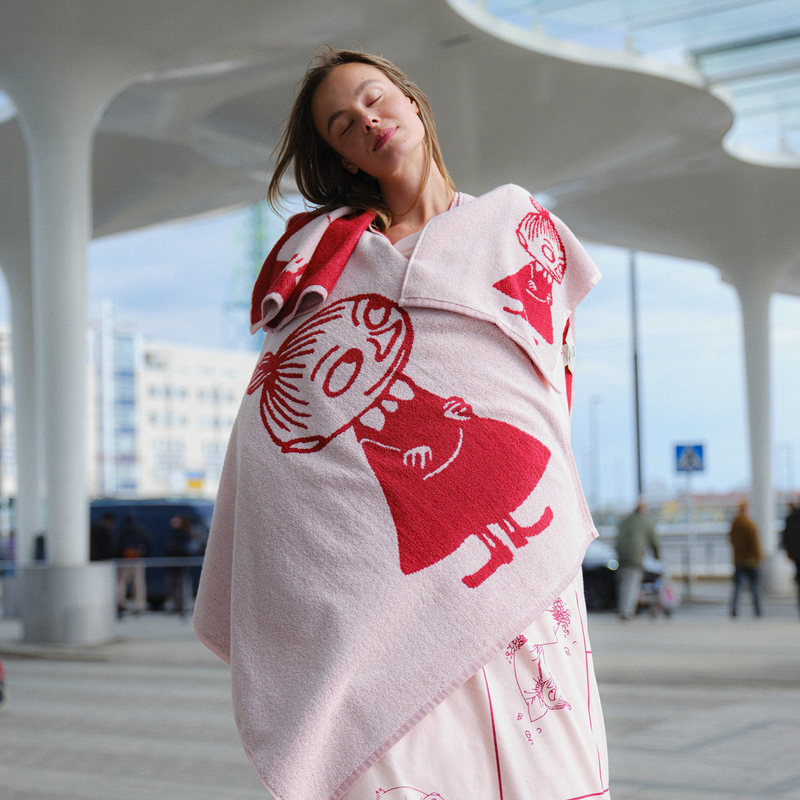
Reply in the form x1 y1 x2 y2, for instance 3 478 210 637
115 513 152 616
729 500 763 617
781 502 800 617
89 512 115 561
165 515 196 615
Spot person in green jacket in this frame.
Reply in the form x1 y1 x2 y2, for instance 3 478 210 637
615 502 660 620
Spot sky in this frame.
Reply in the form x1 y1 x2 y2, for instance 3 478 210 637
46 202 799 512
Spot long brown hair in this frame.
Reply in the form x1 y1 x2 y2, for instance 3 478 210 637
268 48 455 231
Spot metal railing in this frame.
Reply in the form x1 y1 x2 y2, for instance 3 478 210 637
596 525 734 579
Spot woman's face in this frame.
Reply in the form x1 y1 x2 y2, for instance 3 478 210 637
311 62 426 182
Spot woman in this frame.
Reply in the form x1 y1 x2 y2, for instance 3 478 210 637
194 49 608 800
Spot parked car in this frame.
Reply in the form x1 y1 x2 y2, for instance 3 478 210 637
582 539 619 611
90 498 214 610
581 539 666 613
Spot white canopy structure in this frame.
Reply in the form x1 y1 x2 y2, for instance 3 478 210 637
0 0 798 642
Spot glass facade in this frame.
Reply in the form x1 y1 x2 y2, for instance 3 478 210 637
94 301 141 496
478 0 800 154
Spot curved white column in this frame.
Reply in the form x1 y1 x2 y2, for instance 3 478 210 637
21 108 93 566
6 43 134 571
736 281 773 546
734 277 792 593
0 251 44 568
16 98 113 640
2 49 141 640
0 121 44 571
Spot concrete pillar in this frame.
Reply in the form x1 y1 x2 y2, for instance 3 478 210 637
735 278 792 594
21 98 94 567
3 253 44 568
3 52 133 642
0 120 45 607
22 561 116 644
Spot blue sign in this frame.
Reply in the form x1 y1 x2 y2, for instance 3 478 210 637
676 444 704 473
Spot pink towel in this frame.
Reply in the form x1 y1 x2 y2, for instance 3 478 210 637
400 188 596 392
195 184 601 800
250 207 375 332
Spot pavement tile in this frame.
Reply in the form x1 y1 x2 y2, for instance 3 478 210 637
1 590 798 799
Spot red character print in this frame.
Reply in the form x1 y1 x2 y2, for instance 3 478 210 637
247 295 411 453
549 596 571 636
493 197 566 344
510 641 571 723
506 597 573 723
248 295 554 588
376 789 444 800
506 634 528 662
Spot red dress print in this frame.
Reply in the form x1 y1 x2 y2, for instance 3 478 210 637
493 198 567 345
248 294 554 588
353 377 551 584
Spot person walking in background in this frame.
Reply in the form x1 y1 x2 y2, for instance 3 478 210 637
115 512 152 618
781 501 800 617
165 515 197 616
729 499 763 618
615 501 660 620
89 512 116 562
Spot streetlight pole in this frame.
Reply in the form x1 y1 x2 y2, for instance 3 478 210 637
630 251 643 500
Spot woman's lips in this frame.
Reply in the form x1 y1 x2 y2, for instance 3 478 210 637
373 127 396 151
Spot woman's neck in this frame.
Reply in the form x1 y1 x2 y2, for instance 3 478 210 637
380 158 453 245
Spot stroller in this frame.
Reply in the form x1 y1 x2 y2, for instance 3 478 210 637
638 558 679 618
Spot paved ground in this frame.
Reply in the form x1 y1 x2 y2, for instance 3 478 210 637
0 581 798 800
592 590 800 800
0 613 265 800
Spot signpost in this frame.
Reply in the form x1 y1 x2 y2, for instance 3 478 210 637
676 444 704 474
676 444 704 600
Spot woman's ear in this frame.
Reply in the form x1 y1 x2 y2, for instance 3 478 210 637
341 157 359 175
410 97 420 114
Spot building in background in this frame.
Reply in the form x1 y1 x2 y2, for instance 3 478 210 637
83 302 257 500
135 338 256 498
87 301 140 496
0 307 256 538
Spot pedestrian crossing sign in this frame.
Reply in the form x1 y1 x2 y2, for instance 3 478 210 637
676 444 704 473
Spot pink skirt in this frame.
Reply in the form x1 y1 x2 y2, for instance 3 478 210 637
342 569 609 800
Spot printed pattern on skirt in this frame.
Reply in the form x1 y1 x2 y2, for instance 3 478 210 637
342 569 609 800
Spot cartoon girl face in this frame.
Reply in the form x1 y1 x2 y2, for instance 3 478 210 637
516 201 566 285
248 294 413 452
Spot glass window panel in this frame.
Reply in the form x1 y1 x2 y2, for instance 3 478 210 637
114 337 135 368
114 374 135 398
116 435 136 455
478 0 800 154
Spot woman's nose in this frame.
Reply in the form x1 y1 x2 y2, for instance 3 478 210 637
363 114 379 132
